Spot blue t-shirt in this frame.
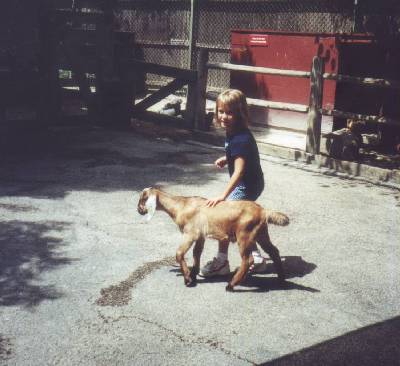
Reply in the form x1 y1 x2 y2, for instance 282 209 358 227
225 129 264 199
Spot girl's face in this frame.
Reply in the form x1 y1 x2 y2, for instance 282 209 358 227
217 102 236 131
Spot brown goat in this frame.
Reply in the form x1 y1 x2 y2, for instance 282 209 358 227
137 187 289 291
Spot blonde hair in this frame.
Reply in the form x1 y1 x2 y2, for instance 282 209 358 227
215 89 249 129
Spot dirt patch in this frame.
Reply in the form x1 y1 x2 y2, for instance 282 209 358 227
96 256 176 307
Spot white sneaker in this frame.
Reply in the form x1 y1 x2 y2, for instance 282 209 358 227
249 259 268 274
200 257 230 277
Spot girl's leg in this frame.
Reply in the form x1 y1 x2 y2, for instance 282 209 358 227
200 238 230 277
202 185 264 277
217 239 229 258
248 186 268 273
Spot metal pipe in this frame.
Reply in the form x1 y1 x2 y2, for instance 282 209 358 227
188 0 197 70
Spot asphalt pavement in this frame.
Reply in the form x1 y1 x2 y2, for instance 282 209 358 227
0 123 399 365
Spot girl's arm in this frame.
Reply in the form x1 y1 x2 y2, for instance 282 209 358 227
206 156 245 207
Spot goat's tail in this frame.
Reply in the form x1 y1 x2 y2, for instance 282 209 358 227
265 210 289 226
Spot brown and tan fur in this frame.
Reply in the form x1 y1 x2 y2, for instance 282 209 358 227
137 187 289 291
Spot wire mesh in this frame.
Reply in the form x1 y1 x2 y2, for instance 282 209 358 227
115 0 361 89
1 0 399 92
196 0 355 48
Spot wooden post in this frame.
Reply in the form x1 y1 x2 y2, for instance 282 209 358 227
188 0 199 70
192 48 209 131
306 56 324 154
185 79 196 129
37 0 60 125
93 0 116 124
115 32 136 127
184 0 199 129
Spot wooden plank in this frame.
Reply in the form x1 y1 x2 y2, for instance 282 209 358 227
129 60 197 81
205 91 308 113
323 73 400 90
306 56 324 154
207 62 311 78
321 108 400 126
247 98 308 113
118 0 188 10
207 61 400 89
133 78 187 112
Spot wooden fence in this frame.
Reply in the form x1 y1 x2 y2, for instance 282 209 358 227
191 48 400 155
130 59 197 129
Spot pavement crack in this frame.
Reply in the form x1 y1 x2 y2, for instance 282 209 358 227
95 256 176 306
97 312 256 365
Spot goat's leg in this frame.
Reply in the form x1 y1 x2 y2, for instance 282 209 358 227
176 235 195 287
226 243 252 291
257 225 285 283
190 238 204 282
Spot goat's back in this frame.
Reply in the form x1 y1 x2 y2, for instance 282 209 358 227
182 198 267 223
171 195 288 236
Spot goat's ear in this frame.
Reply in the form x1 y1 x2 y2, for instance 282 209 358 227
144 194 157 221
153 183 167 192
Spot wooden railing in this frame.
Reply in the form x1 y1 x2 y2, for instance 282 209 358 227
130 59 198 129
193 48 400 155
130 48 399 155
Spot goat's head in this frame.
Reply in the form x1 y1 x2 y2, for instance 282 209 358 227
137 187 157 221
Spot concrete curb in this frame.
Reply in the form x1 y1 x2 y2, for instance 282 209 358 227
314 154 400 188
192 129 400 189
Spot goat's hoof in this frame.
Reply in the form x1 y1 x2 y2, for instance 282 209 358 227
225 284 234 292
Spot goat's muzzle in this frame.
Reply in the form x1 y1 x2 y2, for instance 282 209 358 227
137 188 157 221
137 204 147 215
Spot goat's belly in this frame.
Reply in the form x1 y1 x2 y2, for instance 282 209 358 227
206 232 236 243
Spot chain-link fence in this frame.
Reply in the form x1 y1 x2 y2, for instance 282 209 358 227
1 1 399 100
115 0 400 90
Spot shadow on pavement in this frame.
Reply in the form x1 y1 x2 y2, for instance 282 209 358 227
0 220 75 307
0 125 219 198
0 334 12 362
281 255 317 279
260 316 400 366
171 256 318 293
239 256 318 292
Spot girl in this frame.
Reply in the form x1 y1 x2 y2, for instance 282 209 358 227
201 89 267 277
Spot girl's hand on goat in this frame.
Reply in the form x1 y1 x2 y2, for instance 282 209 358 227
206 196 225 207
